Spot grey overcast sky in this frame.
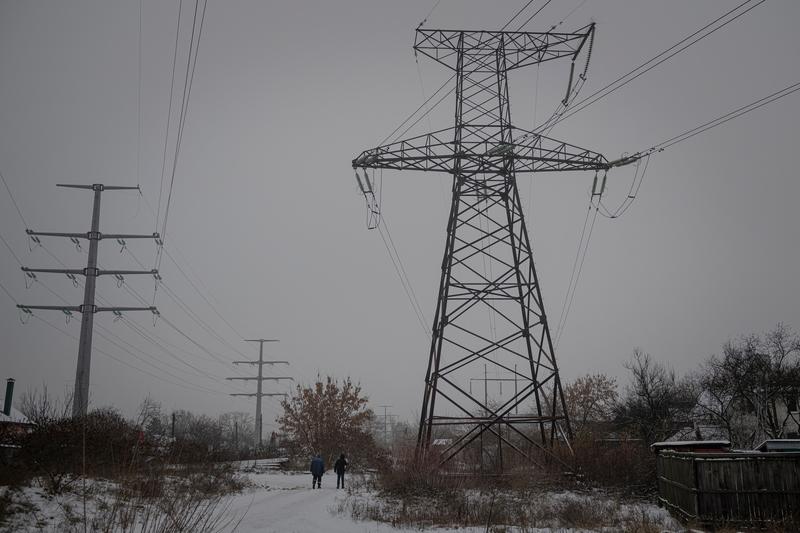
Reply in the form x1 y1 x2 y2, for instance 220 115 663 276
1 1 798 428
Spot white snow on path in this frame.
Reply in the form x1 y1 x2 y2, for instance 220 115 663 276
230 472 416 533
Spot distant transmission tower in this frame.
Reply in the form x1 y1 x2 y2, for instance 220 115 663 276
353 24 636 471
18 184 159 417
227 338 291 448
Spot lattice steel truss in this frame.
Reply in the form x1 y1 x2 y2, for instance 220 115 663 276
353 23 624 471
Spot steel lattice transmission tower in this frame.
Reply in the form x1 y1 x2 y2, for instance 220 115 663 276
353 24 635 471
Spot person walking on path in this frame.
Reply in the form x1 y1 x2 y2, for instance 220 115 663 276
334 453 348 489
310 454 325 489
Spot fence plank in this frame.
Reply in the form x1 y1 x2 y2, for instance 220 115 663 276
657 451 800 524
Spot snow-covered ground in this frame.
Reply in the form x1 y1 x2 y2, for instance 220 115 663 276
230 471 404 533
2 470 685 532
227 471 683 533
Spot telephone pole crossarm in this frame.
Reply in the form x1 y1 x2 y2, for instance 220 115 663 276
26 229 159 241
56 184 140 191
232 360 289 365
21 266 158 277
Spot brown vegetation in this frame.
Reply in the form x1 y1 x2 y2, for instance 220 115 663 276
277 375 382 468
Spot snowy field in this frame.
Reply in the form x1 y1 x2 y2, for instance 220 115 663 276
2 469 685 532
189 471 685 533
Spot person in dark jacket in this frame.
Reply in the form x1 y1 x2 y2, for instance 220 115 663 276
310 454 325 489
333 453 348 489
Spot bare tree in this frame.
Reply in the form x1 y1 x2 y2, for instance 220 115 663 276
616 349 697 444
702 323 800 443
564 373 618 436
218 411 254 452
18 383 72 424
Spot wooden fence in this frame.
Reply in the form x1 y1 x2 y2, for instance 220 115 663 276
656 450 800 524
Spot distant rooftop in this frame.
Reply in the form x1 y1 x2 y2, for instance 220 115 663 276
0 407 31 425
650 440 730 453
755 439 800 452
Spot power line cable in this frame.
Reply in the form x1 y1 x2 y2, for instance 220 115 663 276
555 203 599 348
501 0 537 31
159 0 208 260
0 279 19 305
379 75 456 147
0 170 29 228
417 0 443 29
0 177 249 390
380 215 429 329
552 203 593 342
646 81 800 153
32 313 228 396
0 230 24 267
156 0 184 234
376 219 429 338
515 0 554 31
137 0 143 189
547 0 766 129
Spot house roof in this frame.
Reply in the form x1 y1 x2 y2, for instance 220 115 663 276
0 407 32 425
755 439 800 452
665 424 729 443
650 440 730 453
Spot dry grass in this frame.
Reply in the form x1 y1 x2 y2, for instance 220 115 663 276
343 444 679 531
340 488 677 531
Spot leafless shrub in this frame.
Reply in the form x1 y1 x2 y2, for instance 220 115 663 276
17 383 73 425
70 485 242 533
565 434 656 493
341 486 674 531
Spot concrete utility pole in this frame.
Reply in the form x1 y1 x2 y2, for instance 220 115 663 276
18 184 159 417
227 339 291 448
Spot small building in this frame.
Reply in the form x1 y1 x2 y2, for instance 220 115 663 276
755 439 800 453
1 378 33 464
650 440 731 454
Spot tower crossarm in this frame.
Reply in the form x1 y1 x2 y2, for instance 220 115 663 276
508 128 609 172
414 24 594 72
353 127 612 174
353 128 456 173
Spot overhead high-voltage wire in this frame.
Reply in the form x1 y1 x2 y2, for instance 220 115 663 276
0 175 248 391
139 184 250 359
3 172 249 402
32 313 227 396
554 203 599 348
377 216 429 338
545 0 766 130
501 0 537 31
158 0 209 263
591 80 800 220
515 0 554 31
156 0 184 234
379 75 456 147
0 279 19 305
1 170 29 229
643 81 800 154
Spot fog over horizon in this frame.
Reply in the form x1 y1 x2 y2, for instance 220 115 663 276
1 0 798 430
